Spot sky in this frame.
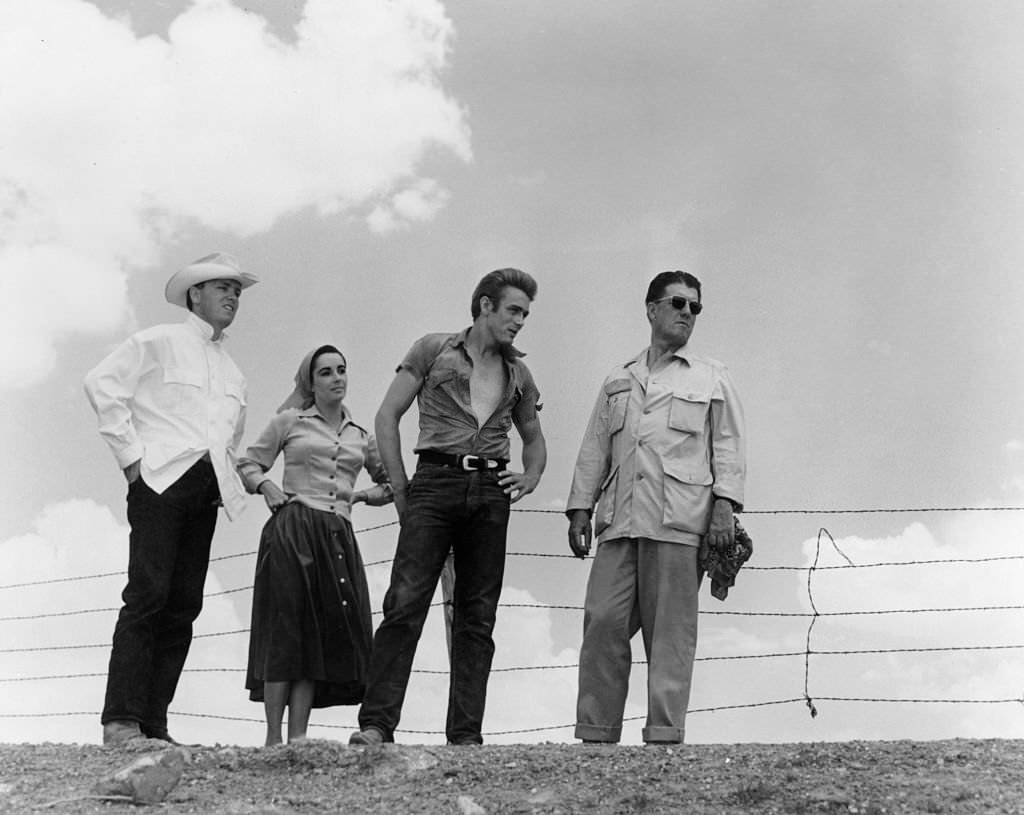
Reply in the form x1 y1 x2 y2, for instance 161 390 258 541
1 0 1023 747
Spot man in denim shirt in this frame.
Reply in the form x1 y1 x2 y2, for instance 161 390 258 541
566 270 746 744
351 268 547 746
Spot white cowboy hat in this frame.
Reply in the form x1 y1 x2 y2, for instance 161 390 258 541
164 252 259 308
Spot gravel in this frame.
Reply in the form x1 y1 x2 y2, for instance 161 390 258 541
2 737 1022 813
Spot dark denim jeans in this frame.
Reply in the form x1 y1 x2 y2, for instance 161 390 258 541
358 462 510 744
102 459 220 735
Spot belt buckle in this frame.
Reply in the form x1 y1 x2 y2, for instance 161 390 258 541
460 455 496 471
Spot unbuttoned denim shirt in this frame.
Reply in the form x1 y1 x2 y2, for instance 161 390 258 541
399 329 542 461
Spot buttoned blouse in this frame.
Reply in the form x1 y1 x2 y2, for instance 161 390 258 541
237 405 391 520
399 328 542 459
566 345 746 546
83 311 248 520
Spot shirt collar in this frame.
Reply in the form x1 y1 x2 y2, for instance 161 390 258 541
183 310 227 343
624 343 695 371
452 326 527 361
296 403 366 433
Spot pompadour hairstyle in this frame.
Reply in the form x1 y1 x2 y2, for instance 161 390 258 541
470 268 538 318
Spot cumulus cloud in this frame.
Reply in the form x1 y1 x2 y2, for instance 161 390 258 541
793 516 1024 739
0 499 252 745
366 178 452 234
0 0 471 388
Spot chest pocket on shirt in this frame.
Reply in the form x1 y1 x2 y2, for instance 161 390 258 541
426 366 460 397
164 367 201 388
668 389 710 435
604 378 632 434
157 366 203 412
225 380 246 406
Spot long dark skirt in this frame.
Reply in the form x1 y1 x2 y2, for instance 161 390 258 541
245 502 373 707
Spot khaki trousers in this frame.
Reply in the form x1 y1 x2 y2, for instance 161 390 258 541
575 537 700 743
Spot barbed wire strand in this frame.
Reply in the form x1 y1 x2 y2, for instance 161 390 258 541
5 598 1024 638
6 642 1024 685
4 692 1023 737
4 505 1024 590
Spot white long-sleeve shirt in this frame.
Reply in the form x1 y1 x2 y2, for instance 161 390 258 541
83 311 248 520
566 345 746 546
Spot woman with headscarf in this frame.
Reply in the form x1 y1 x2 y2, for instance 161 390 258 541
238 345 392 745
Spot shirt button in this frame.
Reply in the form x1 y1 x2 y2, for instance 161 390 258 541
339 578 346 584
329 475 335 480
342 600 348 607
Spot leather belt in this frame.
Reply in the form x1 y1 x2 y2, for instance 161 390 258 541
419 451 508 471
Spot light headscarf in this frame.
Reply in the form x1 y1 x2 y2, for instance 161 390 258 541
277 344 346 413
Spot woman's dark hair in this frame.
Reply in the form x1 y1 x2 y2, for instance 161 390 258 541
309 344 345 381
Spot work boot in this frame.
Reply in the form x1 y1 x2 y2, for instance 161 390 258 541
348 727 385 746
103 720 144 746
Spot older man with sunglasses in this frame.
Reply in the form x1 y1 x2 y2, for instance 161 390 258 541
566 270 746 744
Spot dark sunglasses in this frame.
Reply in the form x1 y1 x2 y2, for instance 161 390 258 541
651 295 702 315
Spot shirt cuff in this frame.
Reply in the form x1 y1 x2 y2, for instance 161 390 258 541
114 444 144 470
714 495 743 512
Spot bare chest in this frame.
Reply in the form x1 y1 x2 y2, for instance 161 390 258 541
468 356 507 425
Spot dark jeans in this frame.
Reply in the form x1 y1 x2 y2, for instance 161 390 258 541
102 458 220 734
358 462 510 744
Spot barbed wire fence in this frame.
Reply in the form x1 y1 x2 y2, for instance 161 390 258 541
1 506 1023 740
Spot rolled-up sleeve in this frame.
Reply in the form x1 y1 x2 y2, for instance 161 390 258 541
237 412 290 494
396 334 440 377
513 363 543 422
709 368 746 510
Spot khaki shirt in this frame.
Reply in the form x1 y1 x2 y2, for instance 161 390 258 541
566 345 745 546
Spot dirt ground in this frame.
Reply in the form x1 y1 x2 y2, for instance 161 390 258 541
1 737 1022 814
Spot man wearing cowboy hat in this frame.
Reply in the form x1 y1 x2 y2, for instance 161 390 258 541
84 252 258 746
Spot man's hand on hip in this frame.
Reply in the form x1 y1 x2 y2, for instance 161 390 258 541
498 469 539 503
123 460 141 484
